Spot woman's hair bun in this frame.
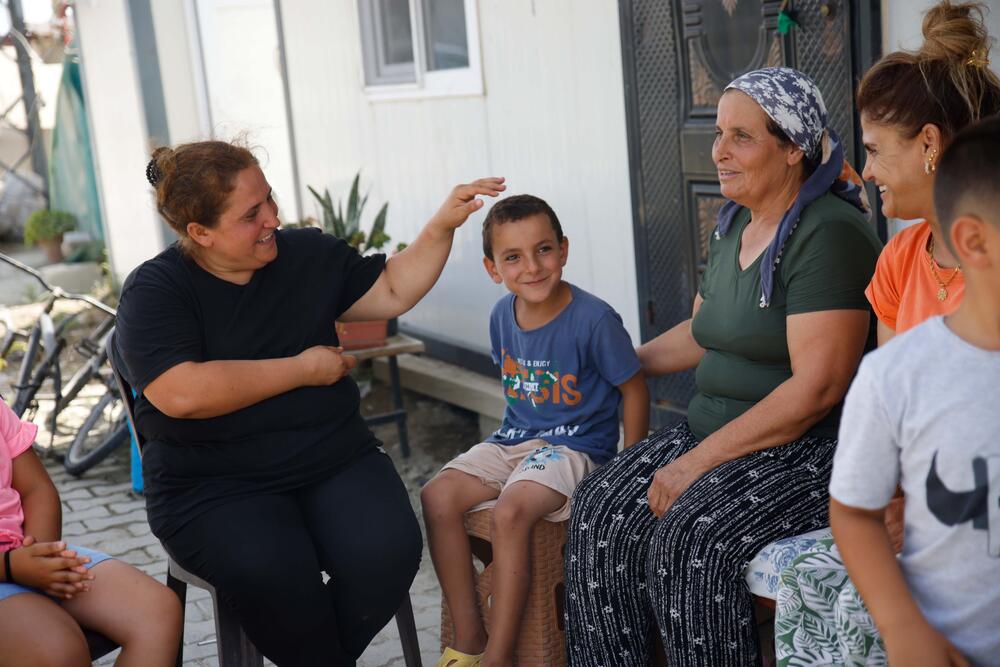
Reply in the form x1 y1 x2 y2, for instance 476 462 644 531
920 1 991 64
147 146 176 188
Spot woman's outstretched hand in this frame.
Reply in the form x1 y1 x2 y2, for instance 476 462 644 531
428 177 506 231
297 346 358 386
647 453 710 518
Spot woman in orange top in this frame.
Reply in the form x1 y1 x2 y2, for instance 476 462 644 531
866 221 964 339
776 2 1000 665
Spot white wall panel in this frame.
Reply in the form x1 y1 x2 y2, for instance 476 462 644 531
149 0 205 145
74 0 163 282
281 0 638 356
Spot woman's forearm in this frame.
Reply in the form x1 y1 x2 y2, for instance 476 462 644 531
376 224 455 316
341 179 504 322
144 346 353 419
692 309 868 468
831 499 928 640
690 373 838 468
636 318 705 377
145 357 308 418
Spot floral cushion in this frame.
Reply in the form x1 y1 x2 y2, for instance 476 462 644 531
743 527 833 599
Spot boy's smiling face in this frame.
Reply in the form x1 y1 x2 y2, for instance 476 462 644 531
483 213 569 306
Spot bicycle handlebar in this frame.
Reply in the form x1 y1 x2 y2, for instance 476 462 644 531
0 252 117 317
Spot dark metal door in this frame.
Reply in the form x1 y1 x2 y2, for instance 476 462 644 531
619 0 880 428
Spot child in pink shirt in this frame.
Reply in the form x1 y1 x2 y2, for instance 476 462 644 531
0 397 181 665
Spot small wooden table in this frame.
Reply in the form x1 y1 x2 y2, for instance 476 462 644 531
351 333 425 457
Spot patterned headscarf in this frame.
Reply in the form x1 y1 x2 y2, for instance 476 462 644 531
714 67 869 308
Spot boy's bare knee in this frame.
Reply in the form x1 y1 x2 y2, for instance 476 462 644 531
420 476 451 515
421 472 470 519
491 497 537 537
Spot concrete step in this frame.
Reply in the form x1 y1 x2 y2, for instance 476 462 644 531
373 353 505 421
374 353 630 446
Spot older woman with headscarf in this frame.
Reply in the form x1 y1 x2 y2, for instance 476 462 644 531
563 67 882 666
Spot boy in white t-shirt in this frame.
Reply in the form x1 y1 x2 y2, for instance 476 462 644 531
830 117 1000 666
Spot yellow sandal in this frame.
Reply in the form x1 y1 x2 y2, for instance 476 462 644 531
436 647 484 667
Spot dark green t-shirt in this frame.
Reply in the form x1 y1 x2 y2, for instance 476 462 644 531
688 192 882 440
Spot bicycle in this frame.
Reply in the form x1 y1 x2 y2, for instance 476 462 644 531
0 252 130 475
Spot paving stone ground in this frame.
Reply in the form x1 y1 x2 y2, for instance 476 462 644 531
6 346 475 666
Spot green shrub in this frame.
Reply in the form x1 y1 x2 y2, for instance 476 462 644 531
307 172 392 254
24 209 77 246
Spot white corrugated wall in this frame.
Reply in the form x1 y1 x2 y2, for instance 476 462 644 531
279 0 640 356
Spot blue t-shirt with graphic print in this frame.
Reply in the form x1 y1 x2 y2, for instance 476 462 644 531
485 283 641 464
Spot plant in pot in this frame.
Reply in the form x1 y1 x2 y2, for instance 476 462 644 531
24 209 77 264
307 172 406 351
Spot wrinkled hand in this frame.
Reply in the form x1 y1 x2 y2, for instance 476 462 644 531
647 454 709 518
428 178 506 231
10 535 92 600
297 346 357 386
884 624 969 667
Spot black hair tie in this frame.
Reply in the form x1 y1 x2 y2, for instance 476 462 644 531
145 159 163 186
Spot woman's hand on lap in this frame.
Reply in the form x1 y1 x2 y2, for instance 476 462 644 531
9 535 93 599
297 346 358 386
647 453 710 518
428 178 506 231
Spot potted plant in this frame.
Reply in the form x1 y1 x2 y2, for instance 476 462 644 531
24 209 77 264
307 172 405 350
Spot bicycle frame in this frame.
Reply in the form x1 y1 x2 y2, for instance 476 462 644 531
0 252 117 418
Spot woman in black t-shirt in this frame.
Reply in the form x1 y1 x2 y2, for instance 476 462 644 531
116 139 503 666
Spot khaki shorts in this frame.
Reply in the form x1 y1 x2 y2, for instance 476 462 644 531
441 439 598 522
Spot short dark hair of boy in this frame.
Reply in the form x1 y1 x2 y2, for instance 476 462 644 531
482 194 564 259
934 116 1000 252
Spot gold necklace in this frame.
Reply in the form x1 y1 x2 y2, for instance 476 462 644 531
927 236 961 301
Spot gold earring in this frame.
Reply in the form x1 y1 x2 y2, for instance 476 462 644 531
925 148 938 175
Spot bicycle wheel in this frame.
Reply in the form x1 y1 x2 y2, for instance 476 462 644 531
55 316 115 414
65 391 131 476
56 353 104 415
12 326 43 416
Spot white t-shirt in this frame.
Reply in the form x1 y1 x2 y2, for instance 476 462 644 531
831 316 1000 666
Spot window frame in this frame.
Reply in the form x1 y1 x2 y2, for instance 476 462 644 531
357 0 483 101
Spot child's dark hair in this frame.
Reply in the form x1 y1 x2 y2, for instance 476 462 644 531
482 194 563 258
934 115 1000 250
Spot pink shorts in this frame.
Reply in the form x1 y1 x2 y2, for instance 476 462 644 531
441 439 598 522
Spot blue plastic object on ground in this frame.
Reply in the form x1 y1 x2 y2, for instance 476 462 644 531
127 388 143 494
130 435 143 494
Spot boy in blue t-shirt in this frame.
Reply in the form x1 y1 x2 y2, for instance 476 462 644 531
421 194 649 667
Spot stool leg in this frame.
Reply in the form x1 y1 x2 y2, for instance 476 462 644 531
165 571 186 667
396 594 422 667
212 591 263 667
388 356 410 458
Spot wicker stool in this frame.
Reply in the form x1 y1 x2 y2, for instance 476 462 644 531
440 509 568 666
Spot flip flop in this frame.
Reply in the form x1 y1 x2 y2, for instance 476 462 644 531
436 646 484 667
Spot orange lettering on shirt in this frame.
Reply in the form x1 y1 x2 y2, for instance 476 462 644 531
561 374 581 405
